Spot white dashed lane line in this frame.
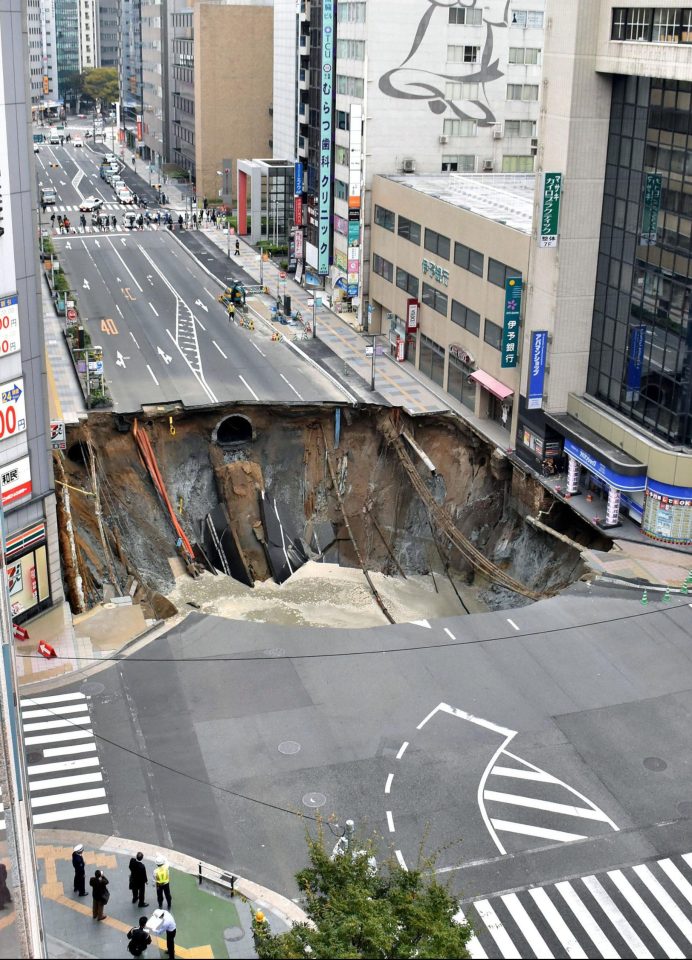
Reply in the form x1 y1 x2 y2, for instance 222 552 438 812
386 811 395 833
444 627 456 640
396 741 409 760
385 773 393 794
507 618 520 631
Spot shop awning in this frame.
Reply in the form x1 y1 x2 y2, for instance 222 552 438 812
468 370 514 401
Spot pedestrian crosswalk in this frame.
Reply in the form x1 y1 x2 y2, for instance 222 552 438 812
19 691 109 826
44 202 136 213
457 850 692 959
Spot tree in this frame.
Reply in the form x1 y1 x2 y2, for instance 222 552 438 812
81 68 119 106
252 822 472 959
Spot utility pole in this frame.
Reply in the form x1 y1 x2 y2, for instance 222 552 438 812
366 334 382 392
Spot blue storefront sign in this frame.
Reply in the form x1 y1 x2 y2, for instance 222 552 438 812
347 283 359 297
625 324 647 401
564 438 646 492
294 162 304 197
306 270 321 288
501 277 522 369
318 1 334 276
527 330 548 410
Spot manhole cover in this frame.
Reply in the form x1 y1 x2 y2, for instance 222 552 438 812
81 681 105 696
264 647 286 658
278 740 301 755
643 756 668 772
224 926 244 942
302 792 326 808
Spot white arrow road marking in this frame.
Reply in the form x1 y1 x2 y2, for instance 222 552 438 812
121 238 127 246
149 303 159 316
212 341 227 359
194 299 208 312
94 239 101 248
129 332 139 348
115 351 129 369
157 346 172 364
147 275 153 285
146 364 159 385
82 279 90 289
59 180 66 186
65 241 72 249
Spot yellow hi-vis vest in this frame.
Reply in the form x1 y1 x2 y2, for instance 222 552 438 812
155 865 170 885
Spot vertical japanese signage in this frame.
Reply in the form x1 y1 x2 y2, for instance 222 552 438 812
640 173 662 245
539 172 562 247
318 0 334 276
501 278 522 369
527 330 548 409
346 103 363 296
625 324 647 401
0 294 21 356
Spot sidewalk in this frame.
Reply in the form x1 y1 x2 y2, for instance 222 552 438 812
38 829 301 959
43 282 87 426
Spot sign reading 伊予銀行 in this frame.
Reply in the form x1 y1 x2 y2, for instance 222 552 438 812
501 278 522 369
318 0 334 276
539 172 562 248
527 330 548 410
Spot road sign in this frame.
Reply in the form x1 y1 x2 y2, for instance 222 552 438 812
66 307 77 321
0 378 26 441
50 420 66 450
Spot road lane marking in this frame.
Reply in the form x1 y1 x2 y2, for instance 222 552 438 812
491 819 586 843
43 744 97 758
581 875 652 957
444 627 456 640
32 804 110 825
507 619 520 631
149 302 159 316
27 757 100 776
130 331 140 348
21 693 86 706
490 766 558 783
395 851 408 871
529 887 587 959
146 364 160 386
386 811 395 833
280 373 303 400
25 730 93 746
106 237 143 291
632 864 692 944
29 772 103 792
251 341 266 357
501 893 554 959
204 286 215 299
385 774 393 794
31 787 106 809
484 790 612 820
195 316 206 332
21 704 89 719
116 305 123 316
474 900 520 959
212 340 227 359
239 375 259 400
555 881 619 959
396 741 408 760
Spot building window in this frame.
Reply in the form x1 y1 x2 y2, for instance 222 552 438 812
419 334 445 387
374 204 395 231
508 46 540 64
483 319 503 350
454 242 484 277
422 282 448 316
372 253 393 282
502 155 535 172
443 118 477 137
447 45 480 63
336 38 365 59
445 81 480 100
451 299 481 336
424 228 450 260
336 75 364 98
335 110 350 130
335 179 348 200
505 119 536 137
396 267 419 298
337 2 366 23
507 83 539 101
335 145 348 165
448 6 482 25
512 10 544 28
488 258 522 288
397 215 421 245
442 155 476 173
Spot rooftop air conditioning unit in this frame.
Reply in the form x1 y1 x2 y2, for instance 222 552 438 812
439 134 449 144
482 159 494 171
401 157 416 173
493 123 503 139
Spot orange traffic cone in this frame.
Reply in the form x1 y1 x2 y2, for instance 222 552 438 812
38 640 57 659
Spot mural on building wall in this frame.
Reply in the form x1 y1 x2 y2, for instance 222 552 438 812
378 0 510 126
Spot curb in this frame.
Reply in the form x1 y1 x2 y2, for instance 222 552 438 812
37 827 308 929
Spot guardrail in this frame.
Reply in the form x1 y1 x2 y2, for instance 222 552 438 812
198 861 237 897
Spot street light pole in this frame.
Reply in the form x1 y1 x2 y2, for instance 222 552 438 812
312 294 316 339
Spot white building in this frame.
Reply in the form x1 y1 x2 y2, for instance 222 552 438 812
78 0 98 71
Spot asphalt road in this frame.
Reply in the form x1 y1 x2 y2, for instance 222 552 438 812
32 585 692 910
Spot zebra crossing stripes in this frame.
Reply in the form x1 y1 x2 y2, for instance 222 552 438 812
463 851 692 959
45 202 134 213
19 691 109 827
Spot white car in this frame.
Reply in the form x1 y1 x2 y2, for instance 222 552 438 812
78 196 103 212
73 138 83 148
116 187 134 204
104 153 119 165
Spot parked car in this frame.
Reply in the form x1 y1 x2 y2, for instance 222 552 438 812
40 187 57 205
78 196 103 212
103 154 119 165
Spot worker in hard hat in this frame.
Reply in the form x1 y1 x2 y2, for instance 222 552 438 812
154 855 172 909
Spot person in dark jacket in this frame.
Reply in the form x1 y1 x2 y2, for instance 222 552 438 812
72 843 87 897
89 869 109 920
127 916 151 956
128 851 148 907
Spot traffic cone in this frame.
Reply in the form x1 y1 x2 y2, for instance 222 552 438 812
682 582 688 595
686 570 692 584
38 640 57 659
663 587 672 602
641 590 648 605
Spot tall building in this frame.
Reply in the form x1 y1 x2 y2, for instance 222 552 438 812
141 0 169 169
274 0 545 322
40 0 60 114
77 0 98 71
120 0 143 121
98 0 119 68
27 0 44 111
55 0 80 103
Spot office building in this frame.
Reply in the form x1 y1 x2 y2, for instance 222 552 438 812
98 0 119 68
120 0 143 121
274 0 545 322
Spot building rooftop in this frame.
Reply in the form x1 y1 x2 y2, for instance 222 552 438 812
384 173 536 234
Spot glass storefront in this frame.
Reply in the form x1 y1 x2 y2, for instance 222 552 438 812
587 75 692 447
419 334 445 387
447 354 476 411
5 521 52 624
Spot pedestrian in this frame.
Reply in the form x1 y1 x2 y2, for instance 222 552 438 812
111 215 117 229
151 908 176 960
131 156 136 168
235 238 240 257
203 197 208 211
80 213 86 230
89 868 109 921
177 215 183 231
137 213 144 230
154 855 172 909
211 210 217 226
41 201 47 214
127 916 151 957
192 213 197 229
0 863 11 909
50 213 56 229
227 302 235 322
63 216 71 232
128 851 149 908
72 843 87 897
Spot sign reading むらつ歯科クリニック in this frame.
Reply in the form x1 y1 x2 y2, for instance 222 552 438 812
539 172 562 247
